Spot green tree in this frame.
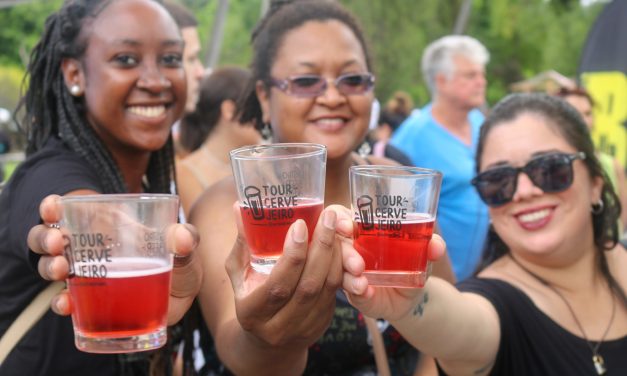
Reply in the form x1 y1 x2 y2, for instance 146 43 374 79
0 0 63 67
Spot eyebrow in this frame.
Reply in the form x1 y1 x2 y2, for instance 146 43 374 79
109 39 184 48
297 59 363 70
484 149 565 169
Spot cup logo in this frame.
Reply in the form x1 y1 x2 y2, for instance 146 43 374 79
357 195 374 230
244 186 265 220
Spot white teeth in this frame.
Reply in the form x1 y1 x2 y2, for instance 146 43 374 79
518 209 550 223
127 105 166 118
316 118 344 125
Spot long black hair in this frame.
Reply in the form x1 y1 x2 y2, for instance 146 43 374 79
475 93 626 308
15 0 173 194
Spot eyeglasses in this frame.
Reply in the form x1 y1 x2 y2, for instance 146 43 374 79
270 73 375 98
471 152 586 207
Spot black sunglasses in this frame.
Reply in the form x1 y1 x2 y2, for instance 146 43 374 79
471 152 586 207
270 73 375 98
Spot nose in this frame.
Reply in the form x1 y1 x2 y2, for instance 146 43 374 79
315 78 347 107
137 65 172 93
511 172 543 202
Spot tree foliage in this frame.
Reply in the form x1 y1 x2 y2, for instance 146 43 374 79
0 0 607 113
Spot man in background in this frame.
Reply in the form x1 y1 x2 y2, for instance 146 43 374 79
164 2 206 158
392 35 490 281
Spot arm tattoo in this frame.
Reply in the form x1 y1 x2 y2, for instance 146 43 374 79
412 292 429 317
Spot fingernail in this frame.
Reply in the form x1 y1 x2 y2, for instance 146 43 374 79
48 259 55 278
292 220 306 243
56 296 68 313
323 210 336 230
352 278 366 294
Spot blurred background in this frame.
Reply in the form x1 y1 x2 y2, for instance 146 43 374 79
1 0 625 182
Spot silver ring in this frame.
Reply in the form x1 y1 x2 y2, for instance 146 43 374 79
48 223 61 229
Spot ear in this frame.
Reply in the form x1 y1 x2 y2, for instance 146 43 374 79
221 100 236 121
591 175 604 205
61 58 85 94
255 80 271 124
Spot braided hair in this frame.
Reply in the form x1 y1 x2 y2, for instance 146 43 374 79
238 0 373 131
15 0 173 194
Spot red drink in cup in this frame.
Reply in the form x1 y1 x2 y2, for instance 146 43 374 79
354 214 435 287
240 199 324 261
68 258 171 339
60 194 178 353
231 143 326 274
350 166 442 288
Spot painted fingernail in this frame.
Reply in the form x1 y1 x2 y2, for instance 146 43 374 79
292 220 306 243
323 210 336 230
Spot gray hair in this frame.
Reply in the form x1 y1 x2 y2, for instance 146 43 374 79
421 35 489 95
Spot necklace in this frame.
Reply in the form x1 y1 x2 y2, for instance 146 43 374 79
508 254 616 375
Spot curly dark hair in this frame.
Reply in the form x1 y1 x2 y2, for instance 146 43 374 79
238 0 373 131
15 0 173 194
474 93 626 308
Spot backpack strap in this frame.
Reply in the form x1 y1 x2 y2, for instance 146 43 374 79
0 281 65 365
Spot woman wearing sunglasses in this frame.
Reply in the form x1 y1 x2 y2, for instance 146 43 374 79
186 1 453 375
344 93 627 375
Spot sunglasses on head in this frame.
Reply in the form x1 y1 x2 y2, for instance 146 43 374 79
270 73 375 98
471 151 586 207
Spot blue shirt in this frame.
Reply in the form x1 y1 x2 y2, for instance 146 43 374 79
391 104 489 281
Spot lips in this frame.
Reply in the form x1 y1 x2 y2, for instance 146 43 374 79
515 207 554 230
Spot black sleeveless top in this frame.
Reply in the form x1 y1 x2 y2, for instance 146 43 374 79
446 278 627 376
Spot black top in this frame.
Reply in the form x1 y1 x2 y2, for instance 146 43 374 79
0 137 119 375
304 290 418 375
442 278 627 376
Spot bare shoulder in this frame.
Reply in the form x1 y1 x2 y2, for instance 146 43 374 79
189 176 237 222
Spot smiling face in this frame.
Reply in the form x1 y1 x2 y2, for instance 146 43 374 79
256 20 373 160
479 113 603 262
65 0 186 159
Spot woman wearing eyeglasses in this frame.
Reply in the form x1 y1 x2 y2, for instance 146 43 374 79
344 93 627 375
186 1 453 375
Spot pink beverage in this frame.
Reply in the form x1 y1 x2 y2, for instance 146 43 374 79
354 214 435 288
68 258 171 340
240 199 323 263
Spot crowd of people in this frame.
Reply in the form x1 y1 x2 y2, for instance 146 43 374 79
0 0 624 375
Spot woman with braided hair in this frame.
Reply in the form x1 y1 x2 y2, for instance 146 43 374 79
0 0 201 374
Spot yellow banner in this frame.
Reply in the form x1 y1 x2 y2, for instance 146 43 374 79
581 71 627 168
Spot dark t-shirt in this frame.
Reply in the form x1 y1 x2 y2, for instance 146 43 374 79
449 278 627 376
0 137 119 375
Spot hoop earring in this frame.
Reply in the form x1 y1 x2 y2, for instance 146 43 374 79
261 122 273 143
70 84 82 96
591 199 604 215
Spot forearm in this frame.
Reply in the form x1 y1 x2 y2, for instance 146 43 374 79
215 318 308 376
390 278 498 367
